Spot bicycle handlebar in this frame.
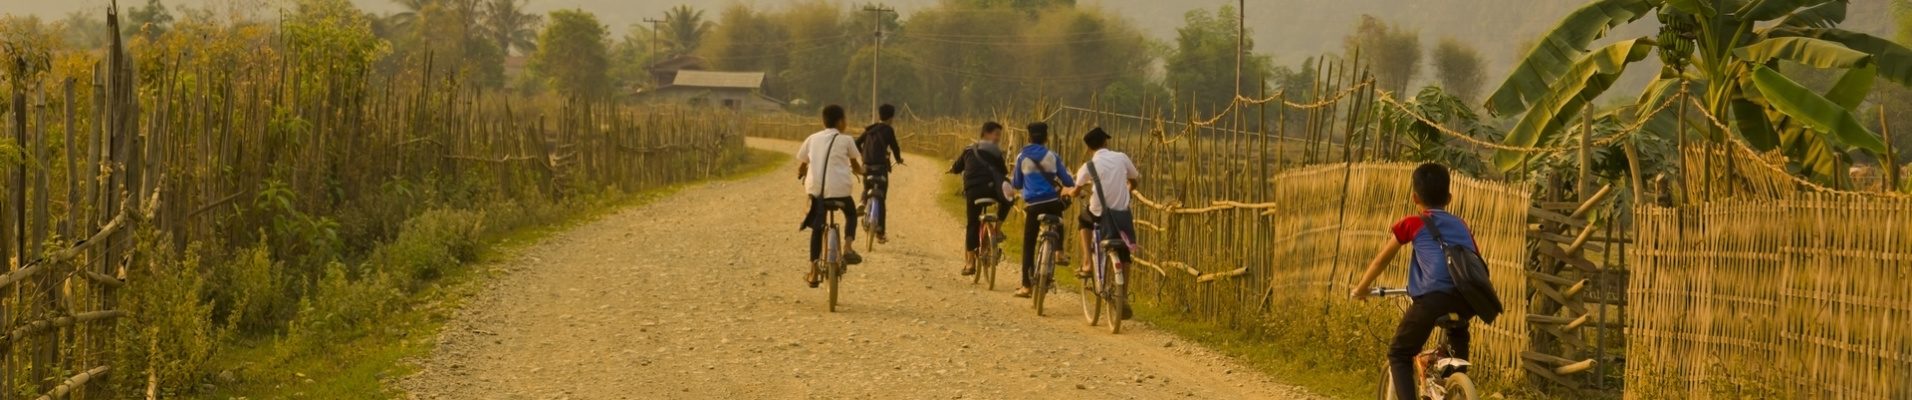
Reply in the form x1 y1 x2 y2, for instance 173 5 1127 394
1361 287 1410 298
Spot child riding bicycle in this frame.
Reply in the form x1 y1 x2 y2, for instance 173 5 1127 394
1062 127 1139 319
797 105 865 288
1008 122 1074 298
856 104 905 243
948 122 1012 276
1349 163 1496 400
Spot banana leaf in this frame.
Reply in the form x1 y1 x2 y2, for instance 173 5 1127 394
1774 0 1847 29
1749 64 1888 153
1733 37 1871 69
1731 98 1783 150
1493 39 1657 171
1769 28 1912 87
1740 0 1836 23
1664 0 1717 16
1484 0 1659 117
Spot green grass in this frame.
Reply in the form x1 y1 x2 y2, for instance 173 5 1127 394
195 148 790 399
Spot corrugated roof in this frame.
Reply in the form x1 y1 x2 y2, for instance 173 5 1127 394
670 71 764 89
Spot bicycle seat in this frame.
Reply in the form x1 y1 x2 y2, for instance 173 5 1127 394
1436 313 1468 330
818 199 854 211
980 214 1000 223
865 175 888 182
1037 214 1064 225
972 198 998 206
1098 239 1125 249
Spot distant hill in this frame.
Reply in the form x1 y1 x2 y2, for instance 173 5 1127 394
12 0 1900 90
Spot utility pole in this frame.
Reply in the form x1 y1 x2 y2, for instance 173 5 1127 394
864 5 895 121
1235 0 1245 98
643 17 667 61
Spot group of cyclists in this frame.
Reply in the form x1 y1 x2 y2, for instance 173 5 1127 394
792 103 1495 399
794 104 1140 313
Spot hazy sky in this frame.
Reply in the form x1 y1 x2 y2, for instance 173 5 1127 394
5 0 1898 84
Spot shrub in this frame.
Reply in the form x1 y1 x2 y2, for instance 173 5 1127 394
363 208 485 284
208 240 287 333
115 232 219 397
289 261 403 340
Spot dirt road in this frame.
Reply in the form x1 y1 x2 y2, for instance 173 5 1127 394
401 138 1325 399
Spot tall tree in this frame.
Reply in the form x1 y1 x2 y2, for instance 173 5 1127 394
662 5 716 57
125 0 175 39
705 5 792 96
388 0 432 33
1431 37 1486 105
609 24 659 90
483 0 541 56
1165 5 1275 115
533 9 611 98
1344 14 1421 94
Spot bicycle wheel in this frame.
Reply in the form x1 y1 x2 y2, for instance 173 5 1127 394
1106 259 1124 334
1032 239 1053 316
1080 254 1101 326
1442 373 1480 400
984 240 998 290
864 201 876 252
827 227 842 313
972 230 988 285
1377 365 1398 400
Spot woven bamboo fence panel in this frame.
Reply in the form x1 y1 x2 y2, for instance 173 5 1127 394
1629 192 1912 398
1122 162 1533 383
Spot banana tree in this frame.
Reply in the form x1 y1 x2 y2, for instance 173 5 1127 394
1485 0 1910 185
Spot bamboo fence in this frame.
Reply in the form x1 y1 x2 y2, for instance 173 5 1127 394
0 11 747 399
1627 143 1912 399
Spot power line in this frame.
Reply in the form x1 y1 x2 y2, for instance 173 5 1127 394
896 33 1139 46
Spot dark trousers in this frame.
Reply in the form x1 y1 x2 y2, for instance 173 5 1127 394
1020 201 1068 288
1389 291 1476 400
808 197 857 262
963 195 1010 251
863 174 890 233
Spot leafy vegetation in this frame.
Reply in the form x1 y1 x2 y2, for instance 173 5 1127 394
1488 0 1912 188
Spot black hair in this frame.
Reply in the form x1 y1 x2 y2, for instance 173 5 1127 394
1027 122 1049 144
980 121 1003 136
821 105 846 129
1412 163 1452 207
879 104 896 121
1083 127 1110 150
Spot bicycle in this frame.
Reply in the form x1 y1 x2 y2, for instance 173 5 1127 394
860 174 888 251
816 199 854 313
1030 213 1065 316
1364 287 1480 400
971 198 1004 290
1080 226 1128 334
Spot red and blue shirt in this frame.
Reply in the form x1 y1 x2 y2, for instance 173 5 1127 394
1390 209 1479 297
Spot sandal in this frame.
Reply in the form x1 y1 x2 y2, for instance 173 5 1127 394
1013 287 1032 298
961 266 976 276
843 250 864 265
805 269 821 288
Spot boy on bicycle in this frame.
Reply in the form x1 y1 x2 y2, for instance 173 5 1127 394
948 121 1011 276
797 105 865 288
855 104 905 243
1062 127 1139 318
1349 163 1481 400
1008 122 1074 298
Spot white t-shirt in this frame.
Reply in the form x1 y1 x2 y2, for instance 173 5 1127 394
1074 149 1140 216
797 129 862 198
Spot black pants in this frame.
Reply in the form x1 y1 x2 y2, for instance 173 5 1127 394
964 195 1011 252
1020 201 1068 288
808 197 857 262
1389 291 1476 400
863 174 890 234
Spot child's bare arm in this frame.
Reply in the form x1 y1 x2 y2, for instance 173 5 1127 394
1350 239 1405 300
